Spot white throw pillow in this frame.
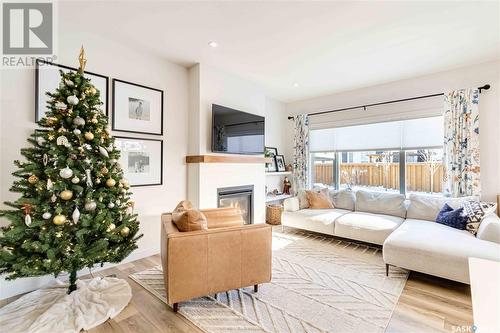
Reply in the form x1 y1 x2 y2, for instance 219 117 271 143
406 194 478 222
329 189 355 211
355 190 406 218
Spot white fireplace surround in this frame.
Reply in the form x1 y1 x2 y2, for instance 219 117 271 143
187 162 266 223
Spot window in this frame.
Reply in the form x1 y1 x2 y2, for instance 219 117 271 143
405 148 443 196
339 150 400 193
308 116 444 196
311 152 335 188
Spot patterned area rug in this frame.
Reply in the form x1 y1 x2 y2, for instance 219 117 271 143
130 228 408 333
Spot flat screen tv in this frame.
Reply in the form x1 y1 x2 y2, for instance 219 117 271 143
211 104 265 155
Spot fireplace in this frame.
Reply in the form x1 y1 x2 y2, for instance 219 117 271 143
217 185 254 224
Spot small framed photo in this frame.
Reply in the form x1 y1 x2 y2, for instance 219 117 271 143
112 79 164 135
35 59 109 122
265 147 278 172
114 137 163 187
275 155 286 172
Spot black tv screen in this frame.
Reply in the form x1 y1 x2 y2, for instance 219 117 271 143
212 104 265 155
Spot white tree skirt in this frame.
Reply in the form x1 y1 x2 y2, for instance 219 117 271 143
0 277 132 333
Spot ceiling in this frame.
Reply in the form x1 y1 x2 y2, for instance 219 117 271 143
60 1 499 102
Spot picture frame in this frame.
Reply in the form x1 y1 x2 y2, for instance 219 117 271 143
265 146 278 172
275 155 286 172
35 59 109 122
114 136 163 187
112 79 164 135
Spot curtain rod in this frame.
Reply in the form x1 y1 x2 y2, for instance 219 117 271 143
287 84 491 120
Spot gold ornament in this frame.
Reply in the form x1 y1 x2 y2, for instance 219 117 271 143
48 134 55 141
106 178 116 187
106 223 116 232
91 117 98 124
28 175 39 184
89 87 97 95
53 214 67 225
60 189 73 200
120 226 130 236
101 167 109 175
84 132 94 141
46 117 58 126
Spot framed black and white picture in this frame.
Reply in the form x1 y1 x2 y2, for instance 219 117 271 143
112 79 164 135
35 59 109 122
275 155 286 172
114 137 163 187
265 146 278 172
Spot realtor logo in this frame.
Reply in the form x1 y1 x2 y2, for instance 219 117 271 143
2 2 53 54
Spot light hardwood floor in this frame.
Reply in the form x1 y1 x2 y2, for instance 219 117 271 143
1 255 473 333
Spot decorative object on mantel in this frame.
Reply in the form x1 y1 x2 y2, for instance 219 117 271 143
0 48 141 332
112 79 164 135
283 176 291 195
286 163 293 172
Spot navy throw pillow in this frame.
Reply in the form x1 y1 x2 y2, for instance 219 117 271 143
435 203 468 230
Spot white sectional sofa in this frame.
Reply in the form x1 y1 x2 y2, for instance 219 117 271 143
282 190 500 283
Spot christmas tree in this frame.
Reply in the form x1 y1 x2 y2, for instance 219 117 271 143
0 48 142 293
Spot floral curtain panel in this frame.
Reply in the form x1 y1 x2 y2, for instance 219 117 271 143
293 114 309 190
443 88 480 197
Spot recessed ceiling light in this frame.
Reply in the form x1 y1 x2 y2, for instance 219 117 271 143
293 82 299 87
208 41 218 48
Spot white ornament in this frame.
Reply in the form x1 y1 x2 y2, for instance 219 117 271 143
59 166 73 179
56 135 69 146
42 212 52 220
64 79 74 87
85 169 93 187
25 214 32 227
105 125 111 134
51 194 57 202
43 154 48 166
73 117 85 126
46 178 53 190
72 207 80 224
67 95 79 105
116 200 121 206
84 201 97 212
108 202 115 208
73 129 81 135
37 137 45 146
71 177 80 184
99 146 109 158
107 144 113 152
55 101 67 109
109 159 117 165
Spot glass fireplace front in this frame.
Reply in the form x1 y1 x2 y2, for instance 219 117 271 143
217 185 254 224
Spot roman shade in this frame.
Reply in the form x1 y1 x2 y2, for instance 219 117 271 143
309 116 443 152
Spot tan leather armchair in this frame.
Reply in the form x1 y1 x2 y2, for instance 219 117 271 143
160 208 272 312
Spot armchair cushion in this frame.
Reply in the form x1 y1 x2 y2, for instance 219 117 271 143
172 200 208 232
201 207 245 229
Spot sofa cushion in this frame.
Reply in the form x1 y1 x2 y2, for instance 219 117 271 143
355 190 406 218
306 190 334 209
461 200 498 235
297 188 329 209
435 204 468 230
335 212 404 245
476 214 500 244
172 200 208 232
406 194 478 221
281 208 350 235
383 219 500 284
329 189 355 211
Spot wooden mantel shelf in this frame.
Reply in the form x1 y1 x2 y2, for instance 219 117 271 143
186 155 273 164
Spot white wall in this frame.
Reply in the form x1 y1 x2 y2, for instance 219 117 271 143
285 61 500 201
0 33 189 298
186 64 287 222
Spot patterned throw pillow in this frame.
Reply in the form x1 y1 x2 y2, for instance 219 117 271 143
461 200 497 235
435 204 468 230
